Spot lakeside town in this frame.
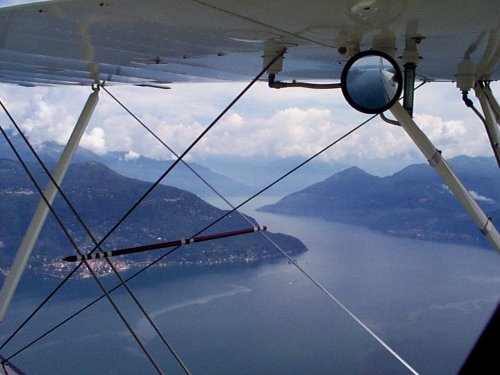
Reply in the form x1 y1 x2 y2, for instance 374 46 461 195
0 252 269 281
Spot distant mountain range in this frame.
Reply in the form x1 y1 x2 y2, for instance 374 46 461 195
0 136 347 197
0 138 254 197
193 154 348 195
0 159 307 279
258 156 499 248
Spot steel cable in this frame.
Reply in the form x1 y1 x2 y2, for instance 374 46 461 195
3 54 423 374
6 111 374 363
0 123 164 375
0 99 190 374
0 49 286 369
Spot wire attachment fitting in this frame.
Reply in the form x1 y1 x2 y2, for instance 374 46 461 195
91 80 105 92
481 216 495 236
428 149 442 167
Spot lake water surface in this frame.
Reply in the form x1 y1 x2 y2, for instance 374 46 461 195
1 199 499 374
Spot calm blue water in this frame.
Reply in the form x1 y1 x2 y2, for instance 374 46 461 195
1 199 499 374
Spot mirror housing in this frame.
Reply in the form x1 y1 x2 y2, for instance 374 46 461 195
341 50 403 114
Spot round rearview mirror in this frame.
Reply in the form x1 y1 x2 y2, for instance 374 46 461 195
341 50 403 114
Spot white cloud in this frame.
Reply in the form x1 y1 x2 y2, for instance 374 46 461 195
0 81 497 167
124 150 140 160
415 114 472 152
441 184 452 194
81 127 107 155
469 190 494 203
16 93 76 146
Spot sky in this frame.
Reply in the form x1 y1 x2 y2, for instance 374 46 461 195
0 80 497 172
0 0 497 176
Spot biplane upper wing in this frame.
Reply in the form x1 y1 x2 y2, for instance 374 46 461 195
0 0 498 87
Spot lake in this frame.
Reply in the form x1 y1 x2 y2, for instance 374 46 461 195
1 198 499 374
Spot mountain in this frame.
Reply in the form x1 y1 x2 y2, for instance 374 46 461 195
41 143 256 198
95 152 255 197
0 159 307 279
0 136 254 198
194 154 349 195
0 136 408 199
37 144 349 197
258 156 499 248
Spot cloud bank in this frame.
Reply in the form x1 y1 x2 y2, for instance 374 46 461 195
0 81 496 169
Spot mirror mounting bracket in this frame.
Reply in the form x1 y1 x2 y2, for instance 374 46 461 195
262 40 296 76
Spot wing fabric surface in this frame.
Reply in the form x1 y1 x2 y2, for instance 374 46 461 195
0 0 498 86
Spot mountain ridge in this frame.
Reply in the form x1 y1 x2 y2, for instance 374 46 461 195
258 156 499 248
0 159 307 279
0 136 348 197
0 137 255 197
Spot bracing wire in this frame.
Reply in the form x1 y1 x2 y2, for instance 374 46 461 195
0 99 191 375
3 56 422 374
100 88 421 373
0 103 191 374
96 90 421 374
0 123 164 375
6 111 375 364
5 101 419 375
253 231 420 375
0 262 82 351
81 48 287 259
0 49 286 369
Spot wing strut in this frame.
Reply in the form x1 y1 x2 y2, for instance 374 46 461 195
0 87 99 320
473 82 500 167
389 102 500 253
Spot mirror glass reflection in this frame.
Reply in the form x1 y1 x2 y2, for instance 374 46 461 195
341 51 402 114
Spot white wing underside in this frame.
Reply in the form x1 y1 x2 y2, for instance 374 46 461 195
0 0 497 87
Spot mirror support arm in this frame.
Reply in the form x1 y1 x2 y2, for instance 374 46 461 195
268 74 341 90
380 112 400 126
389 101 500 253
